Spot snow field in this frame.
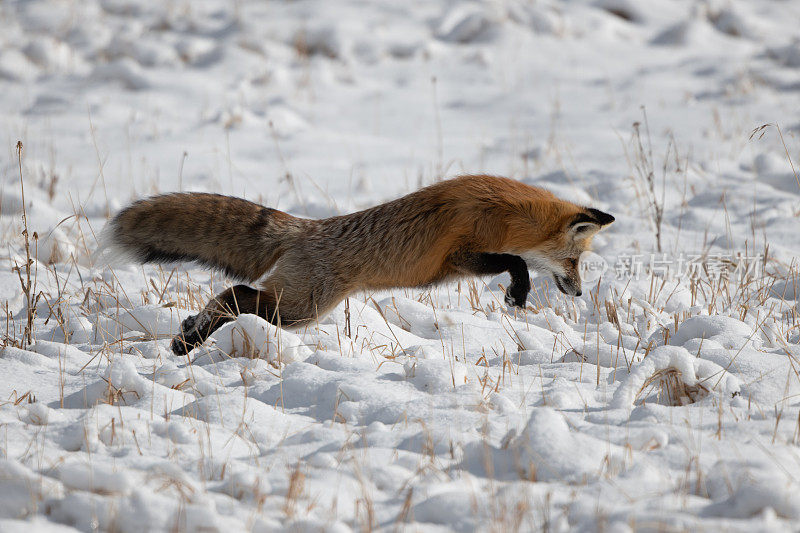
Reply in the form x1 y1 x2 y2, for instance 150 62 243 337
1 0 800 531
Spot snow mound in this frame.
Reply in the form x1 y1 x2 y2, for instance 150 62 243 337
611 345 740 409
216 468 271 502
192 313 313 365
435 4 494 43
35 227 75 265
376 296 438 338
704 459 800 519
91 58 150 90
595 0 645 24
753 151 787 175
174 392 297 447
0 459 63 518
40 310 93 344
708 6 760 39
504 408 625 482
57 462 133 495
669 315 754 349
651 12 724 47
0 49 38 82
561 340 632 368
404 358 469 393
769 279 800 300
61 356 190 412
413 489 487 530
768 42 800 68
293 25 343 59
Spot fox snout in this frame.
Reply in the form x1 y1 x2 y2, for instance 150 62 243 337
554 273 582 297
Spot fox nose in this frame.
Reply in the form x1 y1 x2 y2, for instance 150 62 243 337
575 290 582 297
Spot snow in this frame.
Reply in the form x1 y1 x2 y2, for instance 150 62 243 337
668 314 755 347
1 0 800 530
198 313 314 365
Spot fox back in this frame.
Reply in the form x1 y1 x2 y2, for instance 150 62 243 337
100 175 613 300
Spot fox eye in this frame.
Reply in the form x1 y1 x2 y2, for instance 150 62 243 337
568 258 578 268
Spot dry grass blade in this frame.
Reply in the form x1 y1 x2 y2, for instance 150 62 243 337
283 462 306 519
749 122 800 194
605 299 620 329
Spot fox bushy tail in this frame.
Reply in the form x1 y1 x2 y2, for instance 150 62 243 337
100 193 304 283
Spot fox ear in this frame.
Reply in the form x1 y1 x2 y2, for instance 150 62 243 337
587 208 615 226
569 209 615 237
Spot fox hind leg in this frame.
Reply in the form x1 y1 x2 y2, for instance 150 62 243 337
171 285 276 355
171 274 349 355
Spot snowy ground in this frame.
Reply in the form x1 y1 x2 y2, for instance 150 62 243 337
1 0 800 531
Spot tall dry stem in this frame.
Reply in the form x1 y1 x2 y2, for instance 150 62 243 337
14 141 36 347
631 108 665 252
750 123 800 194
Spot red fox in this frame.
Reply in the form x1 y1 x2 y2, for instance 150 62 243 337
101 175 614 354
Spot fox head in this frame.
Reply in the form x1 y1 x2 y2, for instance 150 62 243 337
514 207 615 297
449 175 615 298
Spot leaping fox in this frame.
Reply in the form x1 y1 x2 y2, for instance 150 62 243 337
102 174 614 354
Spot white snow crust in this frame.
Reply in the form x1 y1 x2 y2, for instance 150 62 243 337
1 0 800 530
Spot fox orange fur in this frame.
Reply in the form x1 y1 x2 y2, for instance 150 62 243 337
102 174 614 354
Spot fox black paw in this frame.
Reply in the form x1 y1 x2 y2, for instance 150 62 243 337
171 315 205 355
171 333 202 356
504 286 529 309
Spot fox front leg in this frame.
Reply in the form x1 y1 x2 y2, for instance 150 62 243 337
451 252 530 309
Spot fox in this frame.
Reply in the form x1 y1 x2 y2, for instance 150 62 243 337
101 174 614 355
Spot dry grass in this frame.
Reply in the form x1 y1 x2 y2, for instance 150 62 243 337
628 108 673 253
636 367 710 406
283 462 306 519
750 123 800 194
11 141 36 347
